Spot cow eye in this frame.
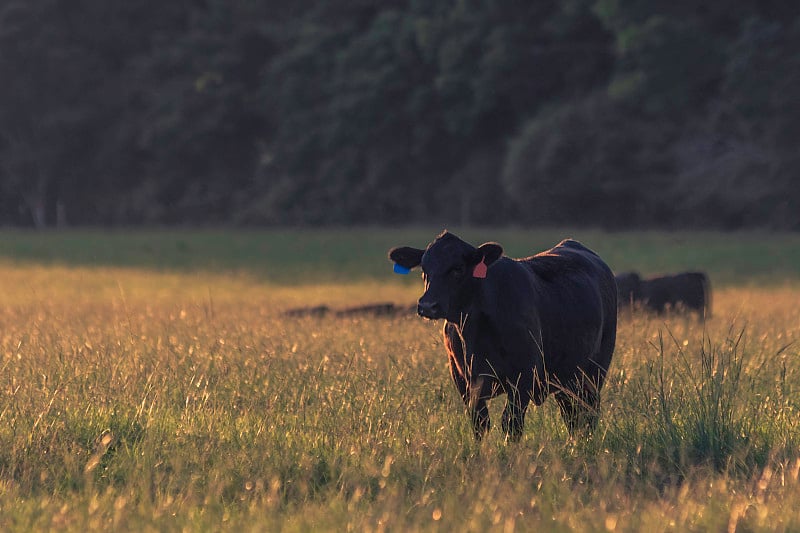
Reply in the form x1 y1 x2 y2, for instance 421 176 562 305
449 265 465 277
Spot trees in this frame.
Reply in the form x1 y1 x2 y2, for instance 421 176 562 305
504 1 800 229
0 1 798 228
0 0 195 225
0 0 96 226
502 94 674 228
249 0 613 225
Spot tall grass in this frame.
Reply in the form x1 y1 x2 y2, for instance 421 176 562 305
0 230 799 531
606 326 757 482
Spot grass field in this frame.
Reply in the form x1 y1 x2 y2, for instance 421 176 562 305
1 228 799 531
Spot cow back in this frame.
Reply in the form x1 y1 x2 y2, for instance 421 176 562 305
520 240 618 383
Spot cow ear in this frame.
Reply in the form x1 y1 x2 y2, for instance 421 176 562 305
388 246 424 270
476 242 503 266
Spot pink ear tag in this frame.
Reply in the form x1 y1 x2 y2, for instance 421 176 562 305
472 256 487 279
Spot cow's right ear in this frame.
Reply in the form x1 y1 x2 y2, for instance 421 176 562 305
388 246 424 270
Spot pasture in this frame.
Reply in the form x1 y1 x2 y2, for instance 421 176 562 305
1 228 799 531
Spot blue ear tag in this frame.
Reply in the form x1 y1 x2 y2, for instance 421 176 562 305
393 263 411 275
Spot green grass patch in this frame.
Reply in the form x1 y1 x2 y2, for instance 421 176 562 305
0 227 798 284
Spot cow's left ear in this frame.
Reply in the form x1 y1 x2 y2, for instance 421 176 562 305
475 242 503 266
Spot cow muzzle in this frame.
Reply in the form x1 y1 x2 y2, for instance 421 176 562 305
417 300 444 319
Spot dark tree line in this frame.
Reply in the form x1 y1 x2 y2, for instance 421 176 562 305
1 0 799 228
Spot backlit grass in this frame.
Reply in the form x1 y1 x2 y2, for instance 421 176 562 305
0 229 799 531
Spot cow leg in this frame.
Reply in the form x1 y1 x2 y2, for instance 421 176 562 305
470 399 491 440
468 375 497 440
501 384 531 442
555 376 601 437
500 372 532 442
449 362 487 438
448 356 491 440
555 391 590 436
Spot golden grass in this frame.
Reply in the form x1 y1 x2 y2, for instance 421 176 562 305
1 261 799 531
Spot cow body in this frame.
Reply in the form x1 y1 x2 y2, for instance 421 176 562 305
641 272 710 316
389 231 617 440
616 271 710 317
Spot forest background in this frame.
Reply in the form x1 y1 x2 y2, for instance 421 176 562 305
1 0 798 230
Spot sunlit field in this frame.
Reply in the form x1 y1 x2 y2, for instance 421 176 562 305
1 229 799 531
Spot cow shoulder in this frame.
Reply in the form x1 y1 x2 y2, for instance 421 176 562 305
475 257 537 317
472 258 544 360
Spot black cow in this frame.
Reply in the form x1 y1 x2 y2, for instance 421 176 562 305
640 272 711 317
615 271 642 309
389 231 617 441
614 271 711 317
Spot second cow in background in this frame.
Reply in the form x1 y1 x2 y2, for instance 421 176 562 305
616 271 711 318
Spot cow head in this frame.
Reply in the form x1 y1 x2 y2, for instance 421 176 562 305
389 231 503 320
